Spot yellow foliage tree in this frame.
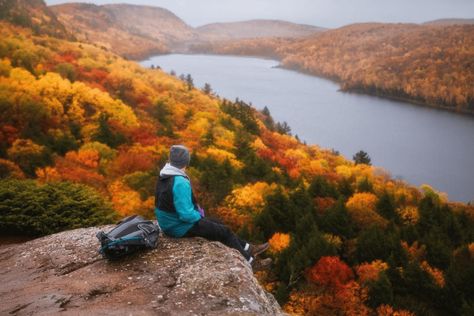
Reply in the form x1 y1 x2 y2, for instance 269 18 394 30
397 206 419 225
336 165 353 179
346 192 388 229
226 182 277 214
323 233 343 251
205 147 243 169
303 159 328 177
212 125 235 150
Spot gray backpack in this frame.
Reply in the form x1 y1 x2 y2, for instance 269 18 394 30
96 215 160 260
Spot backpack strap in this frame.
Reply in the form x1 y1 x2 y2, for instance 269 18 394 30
155 175 176 213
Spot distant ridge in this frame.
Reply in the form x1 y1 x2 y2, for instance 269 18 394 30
197 19 325 40
424 18 474 25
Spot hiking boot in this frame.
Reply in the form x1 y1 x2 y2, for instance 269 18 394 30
251 257 272 271
249 242 269 257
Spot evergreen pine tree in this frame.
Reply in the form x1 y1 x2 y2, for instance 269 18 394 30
186 74 194 90
366 272 394 308
203 82 212 95
376 192 399 222
255 188 291 239
319 198 354 238
92 113 127 148
261 106 275 130
353 150 372 165
308 176 339 198
357 177 373 192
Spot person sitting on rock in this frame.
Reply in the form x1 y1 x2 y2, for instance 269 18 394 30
155 145 271 269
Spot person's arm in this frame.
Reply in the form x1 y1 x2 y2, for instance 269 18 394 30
173 177 201 223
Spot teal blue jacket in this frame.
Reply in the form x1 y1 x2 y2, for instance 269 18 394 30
155 175 201 237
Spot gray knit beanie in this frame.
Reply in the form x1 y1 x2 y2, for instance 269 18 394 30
169 145 190 168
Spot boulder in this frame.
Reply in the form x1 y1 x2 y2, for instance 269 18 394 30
0 226 283 315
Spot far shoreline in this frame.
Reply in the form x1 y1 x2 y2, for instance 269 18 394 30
138 51 474 118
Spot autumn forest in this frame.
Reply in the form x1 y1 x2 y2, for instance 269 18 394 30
1 1 474 315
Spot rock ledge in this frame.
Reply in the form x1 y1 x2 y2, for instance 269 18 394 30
0 226 283 315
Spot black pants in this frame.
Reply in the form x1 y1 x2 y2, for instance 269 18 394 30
184 218 251 260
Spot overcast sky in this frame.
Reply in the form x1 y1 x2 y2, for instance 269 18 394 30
45 0 474 28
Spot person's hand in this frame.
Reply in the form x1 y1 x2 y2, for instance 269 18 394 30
197 205 205 218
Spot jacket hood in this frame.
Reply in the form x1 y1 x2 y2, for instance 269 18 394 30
159 163 189 179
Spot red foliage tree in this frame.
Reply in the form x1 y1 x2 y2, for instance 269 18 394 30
130 123 160 146
78 67 109 91
107 150 155 177
307 256 354 290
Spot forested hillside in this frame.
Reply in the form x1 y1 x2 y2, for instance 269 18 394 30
192 23 474 114
189 37 293 59
196 19 323 41
51 3 197 59
0 0 71 39
1 11 474 316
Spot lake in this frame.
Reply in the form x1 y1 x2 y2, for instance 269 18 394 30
141 54 474 202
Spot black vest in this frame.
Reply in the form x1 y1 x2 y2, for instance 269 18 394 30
155 175 197 213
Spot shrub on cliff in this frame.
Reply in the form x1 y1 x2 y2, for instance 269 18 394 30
0 179 116 236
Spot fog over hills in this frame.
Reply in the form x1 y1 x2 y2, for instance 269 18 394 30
45 0 474 29
51 2 326 58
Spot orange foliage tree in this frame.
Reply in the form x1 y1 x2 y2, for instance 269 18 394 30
107 148 156 177
376 304 415 316
108 180 146 217
356 260 389 284
268 232 291 254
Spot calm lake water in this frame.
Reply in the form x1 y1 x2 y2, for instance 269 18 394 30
141 54 474 202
